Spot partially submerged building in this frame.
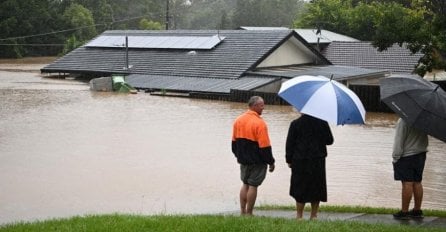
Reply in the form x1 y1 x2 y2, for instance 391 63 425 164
41 30 387 108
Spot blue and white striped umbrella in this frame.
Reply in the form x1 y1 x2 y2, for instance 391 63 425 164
278 75 366 125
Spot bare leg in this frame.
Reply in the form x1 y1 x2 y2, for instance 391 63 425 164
413 182 423 211
401 181 414 212
296 202 305 219
246 186 258 215
310 201 320 219
239 184 249 215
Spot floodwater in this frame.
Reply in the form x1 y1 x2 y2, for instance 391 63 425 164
0 69 445 225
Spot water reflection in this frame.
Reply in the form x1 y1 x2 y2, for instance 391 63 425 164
0 71 445 224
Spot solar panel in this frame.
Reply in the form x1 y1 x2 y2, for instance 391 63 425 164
85 35 225 50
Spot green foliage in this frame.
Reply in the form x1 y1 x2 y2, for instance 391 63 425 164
294 0 353 33
105 0 165 30
346 3 379 40
0 0 308 57
62 35 83 55
82 0 114 33
294 0 446 76
63 3 97 42
371 1 446 75
0 38 24 58
371 2 426 49
138 19 163 30
0 0 64 58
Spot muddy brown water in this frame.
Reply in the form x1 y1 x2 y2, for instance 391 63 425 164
1 69 445 224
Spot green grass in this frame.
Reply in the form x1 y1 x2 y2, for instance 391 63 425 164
257 204 446 217
1 214 444 232
1 205 445 232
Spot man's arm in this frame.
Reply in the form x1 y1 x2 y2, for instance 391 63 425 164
392 120 406 163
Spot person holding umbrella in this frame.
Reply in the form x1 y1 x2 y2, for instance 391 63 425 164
231 96 275 216
379 75 445 220
278 75 363 220
392 118 428 220
285 113 334 220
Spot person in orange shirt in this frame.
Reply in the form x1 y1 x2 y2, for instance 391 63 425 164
232 96 275 215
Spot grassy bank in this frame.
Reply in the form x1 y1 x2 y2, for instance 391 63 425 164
258 204 446 218
1 214 444 232
1 205 445 232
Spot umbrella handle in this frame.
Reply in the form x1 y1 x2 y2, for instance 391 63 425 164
330 74 334 81
434 85 439 92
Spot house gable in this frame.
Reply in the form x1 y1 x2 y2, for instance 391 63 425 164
257 36 321 68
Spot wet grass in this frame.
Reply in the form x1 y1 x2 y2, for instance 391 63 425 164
1 214 444 232
258 204 446 218
1 205 445 232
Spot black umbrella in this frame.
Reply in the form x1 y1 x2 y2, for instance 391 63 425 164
380 75 446 142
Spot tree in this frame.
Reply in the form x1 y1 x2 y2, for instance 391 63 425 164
294 0 352 34
166 0 194 29
232 0 251 27
106 0 165 30
0 0 352 57
62 35 83 55
370 1 446 75
87 0 114 32
294 0 446 76
346 2 380 40
62 3 97 53
219 10 231 29
234 0 305 28
0 0 22 57
179 0 233 29
261 0 306 27
0 0 65 57
139 18 163 30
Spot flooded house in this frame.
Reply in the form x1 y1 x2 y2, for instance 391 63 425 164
41 29 388 110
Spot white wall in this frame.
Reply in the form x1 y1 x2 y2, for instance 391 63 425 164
256 37 317 68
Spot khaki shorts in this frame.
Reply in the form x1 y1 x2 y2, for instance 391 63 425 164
240 164 267 187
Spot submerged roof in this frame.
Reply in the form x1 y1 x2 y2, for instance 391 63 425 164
323 41 422 74
294 29 359 44
124 65 388 94
85 34 226 50
239 26 289 31
42 29 339 93
42 30 389 94
249 65 387 81
42 30 328 80
126 74 278 93
240 27 359 44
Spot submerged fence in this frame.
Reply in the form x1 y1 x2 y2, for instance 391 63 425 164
189 90 287 105
162 82 444 113
228 86 391 113
349 85 391 112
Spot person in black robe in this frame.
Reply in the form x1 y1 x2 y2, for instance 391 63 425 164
285 114 334 220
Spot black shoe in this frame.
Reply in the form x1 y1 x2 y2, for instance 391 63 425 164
409 209 424 219
393 211 410 220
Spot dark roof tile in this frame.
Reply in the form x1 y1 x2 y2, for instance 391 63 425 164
322 41 422 74
43 30 306 80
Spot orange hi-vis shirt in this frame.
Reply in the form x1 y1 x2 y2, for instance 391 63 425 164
231 110 275 165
